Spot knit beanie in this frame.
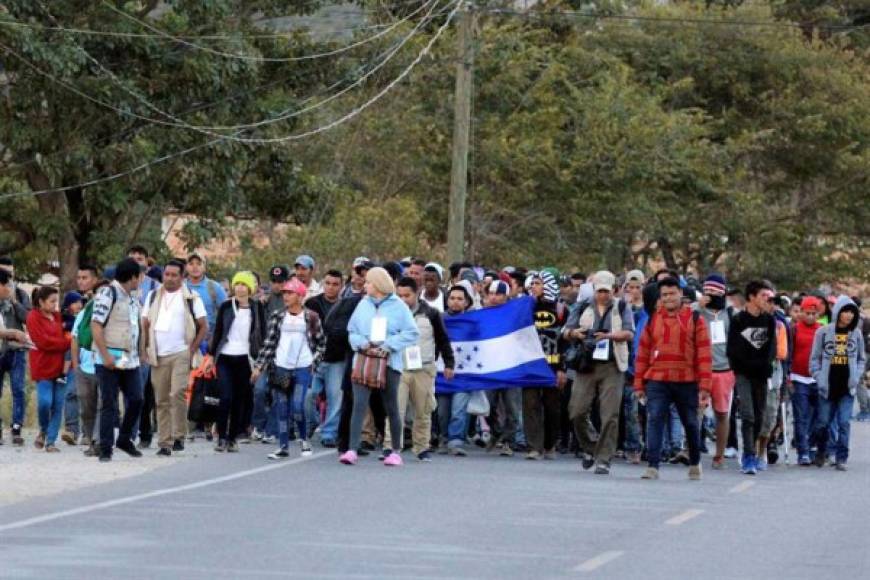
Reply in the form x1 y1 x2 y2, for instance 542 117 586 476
367 267 396 296
703 273 727 295
62 291 83 312
232 271 257 295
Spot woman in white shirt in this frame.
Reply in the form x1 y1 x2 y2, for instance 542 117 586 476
251 278 322 460
207 272 266 453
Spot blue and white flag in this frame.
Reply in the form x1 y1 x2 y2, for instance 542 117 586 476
435 296 556 394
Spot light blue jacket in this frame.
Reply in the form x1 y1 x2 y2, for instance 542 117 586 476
348 293 420 372
810 295 866 399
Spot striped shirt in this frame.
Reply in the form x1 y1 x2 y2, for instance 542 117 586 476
634 306 712 392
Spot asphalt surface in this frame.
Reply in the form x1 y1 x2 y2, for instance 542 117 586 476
1 422 869 580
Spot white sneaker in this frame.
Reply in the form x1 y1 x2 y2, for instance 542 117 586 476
268 447 289 460
723 447 738 459
262 435 276 445
300 440 313 457
251 429 264 441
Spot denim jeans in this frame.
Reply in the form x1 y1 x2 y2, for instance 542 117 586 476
273 367 311 449
252 371 278 436
436 391 471 448
815 395 854 463
306 361 345 442
487 387 522 446
0 349 27 427
621 384 642 453
63 361 79 437
791 381 819 456
644 381 701 469
96 365 144 457
37 379 67 445
131 363 152 443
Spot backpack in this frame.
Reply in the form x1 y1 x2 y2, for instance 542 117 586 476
78 286 117 351
148 289 198 324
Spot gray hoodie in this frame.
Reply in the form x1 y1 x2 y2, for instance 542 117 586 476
810 295 866 399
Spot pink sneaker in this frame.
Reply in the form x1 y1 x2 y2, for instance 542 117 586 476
339 450 358 465
383 452 403 467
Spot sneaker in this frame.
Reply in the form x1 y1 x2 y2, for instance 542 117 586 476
116 441 142 457
417 450 433 462
83 444 98 457
61 430 77 446
99 454 112 463
156 447 172 457
237 434 252 445
499 445 514 457
360 441 376 452
835 462 848 472
798 454 811 466
384 452 403 467
172 439 185 452
669 450 690 465
723 447 738 459
449 446 468 457
251 429 264 441
228 441 240 453
339 450 358 465
543 448 556 461
11 424 24 446
813 452 826 468
526 450 542 461
80 436 91 447
756 458 768 472
627 451 641 465
641 467 659 480
45 444 61 453
137 439 152 450
301 441 313 457
215 439 228 452
261 435 276 445
688 464 702 481
593 462 610 475
580 453 594 470
268 447 289 460
712 456 725 470
356 447 370 457
767 447 779 465
34 432 46 449
741 455 757 475
437 443 449 455
321 439 337 449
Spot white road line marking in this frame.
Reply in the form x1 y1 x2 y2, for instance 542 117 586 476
573 550 625 572
665 508 704 525
0 451 332 533
729 481 756 494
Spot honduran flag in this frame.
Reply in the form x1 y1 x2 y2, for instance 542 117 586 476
435 296 556 394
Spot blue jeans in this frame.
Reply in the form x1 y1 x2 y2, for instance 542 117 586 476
815 395 853 463
63 366 79 436
273 367 311 449
252 371 278 436
96 365 144 457
644 381 701 469
436 391 471 448
791 381 819 456
306 361 345 442
0 349 27 427
37 379 67 445
622 384 642 452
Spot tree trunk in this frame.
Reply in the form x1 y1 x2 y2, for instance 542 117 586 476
26 168 80 290
657 236 678 272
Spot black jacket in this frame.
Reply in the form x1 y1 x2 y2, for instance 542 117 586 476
208 299 267 360
320 295 362 363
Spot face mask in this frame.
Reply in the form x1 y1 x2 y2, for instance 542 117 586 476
707 295 726 310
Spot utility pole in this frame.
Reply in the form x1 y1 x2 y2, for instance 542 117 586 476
446 1 474 264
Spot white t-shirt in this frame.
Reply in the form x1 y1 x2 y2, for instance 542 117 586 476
420 290 444 313
275 311 313 370
221 306 251 356
143 289 207 357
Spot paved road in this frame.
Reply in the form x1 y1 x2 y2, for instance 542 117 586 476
1 423 869 579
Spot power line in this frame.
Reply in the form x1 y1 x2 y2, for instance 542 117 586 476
100 0 435 63
0 0 445 136
0 0 461 199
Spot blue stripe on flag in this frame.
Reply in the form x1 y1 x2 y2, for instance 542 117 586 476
446 296 536 342
435 359 556 394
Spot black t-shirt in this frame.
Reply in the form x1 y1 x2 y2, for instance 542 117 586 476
828 331 850 401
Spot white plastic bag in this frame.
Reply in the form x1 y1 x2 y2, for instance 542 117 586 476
466 390 491 416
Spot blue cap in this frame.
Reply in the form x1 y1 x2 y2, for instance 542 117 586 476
294 255 315 270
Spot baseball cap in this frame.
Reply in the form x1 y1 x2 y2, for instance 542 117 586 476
294 255 315 270
281 278 307 299
269 265 290 283
626 269 646 285
488 280 509 295
352 256 370 269
592 270 616 292
187 252 205 264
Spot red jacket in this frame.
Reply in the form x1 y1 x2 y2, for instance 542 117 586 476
26 310 70 381
634 305 713 393
791 321 820 377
